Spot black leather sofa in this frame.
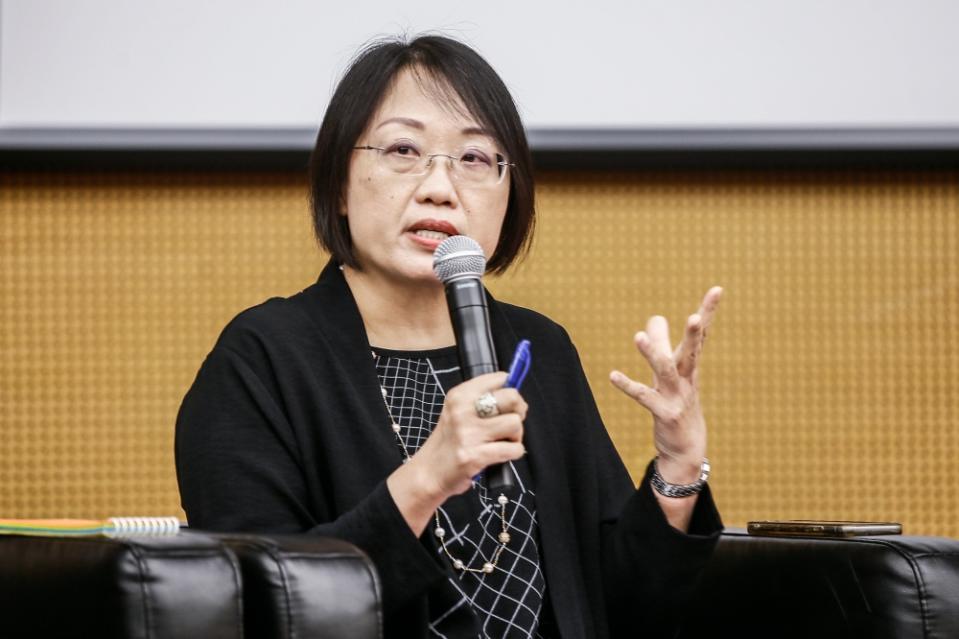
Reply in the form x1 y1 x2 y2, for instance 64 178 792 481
681 528 959 639
2 528 957 638
216 533 382 639
0 531 245 638
0 530 381 639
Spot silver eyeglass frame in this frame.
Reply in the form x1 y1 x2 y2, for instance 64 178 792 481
353 145 515 185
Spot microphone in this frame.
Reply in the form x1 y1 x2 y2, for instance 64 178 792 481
433 235 516 491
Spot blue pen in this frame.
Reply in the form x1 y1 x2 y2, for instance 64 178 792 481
504 339 532 390
475 340 531 483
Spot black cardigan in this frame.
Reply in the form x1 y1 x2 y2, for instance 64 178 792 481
175 261 723 638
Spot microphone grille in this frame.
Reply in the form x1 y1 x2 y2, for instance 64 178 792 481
433 235 487 283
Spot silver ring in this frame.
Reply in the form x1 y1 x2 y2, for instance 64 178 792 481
474 392 500 418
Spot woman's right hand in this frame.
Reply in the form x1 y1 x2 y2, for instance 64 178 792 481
417 371 528 498
386 371 528 536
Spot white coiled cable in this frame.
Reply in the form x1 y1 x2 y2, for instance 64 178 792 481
106 517 181 537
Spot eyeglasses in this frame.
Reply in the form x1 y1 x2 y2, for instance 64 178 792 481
353 142 514 186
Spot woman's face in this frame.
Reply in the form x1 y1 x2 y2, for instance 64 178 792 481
343 67 511 288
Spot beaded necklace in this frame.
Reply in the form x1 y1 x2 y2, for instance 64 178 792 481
374 349 512 575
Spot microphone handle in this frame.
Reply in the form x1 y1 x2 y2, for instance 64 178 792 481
446 279 516 492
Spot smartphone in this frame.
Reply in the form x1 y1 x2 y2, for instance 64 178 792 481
747 520 902 538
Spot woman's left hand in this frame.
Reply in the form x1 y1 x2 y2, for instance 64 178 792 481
609 286 723 485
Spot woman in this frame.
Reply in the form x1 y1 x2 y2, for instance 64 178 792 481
176 35 723 638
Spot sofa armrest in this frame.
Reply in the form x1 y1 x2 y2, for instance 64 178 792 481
680 528 959 639
0 531 244 639
215 533 382 639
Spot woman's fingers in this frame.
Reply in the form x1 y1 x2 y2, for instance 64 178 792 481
453 371 508 396
450 414 524 474
674 286 723 378
480 413 525 443
609 370 668 414
447 373 527 418
674 314 703 378
637 316 680 392
485 388 527 420
443 376 527 446
460 414 525 478
477 441 526 466
693 286 723 342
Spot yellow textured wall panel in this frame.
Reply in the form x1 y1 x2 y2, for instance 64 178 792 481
1 170 957 537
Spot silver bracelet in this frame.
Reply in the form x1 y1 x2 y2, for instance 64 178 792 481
650 457 710 498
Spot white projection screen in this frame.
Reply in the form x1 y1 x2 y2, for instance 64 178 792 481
2 0 958 153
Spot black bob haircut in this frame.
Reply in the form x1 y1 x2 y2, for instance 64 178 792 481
309 34 535 275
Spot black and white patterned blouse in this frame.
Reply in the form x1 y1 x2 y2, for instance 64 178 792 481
374 345 548 639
